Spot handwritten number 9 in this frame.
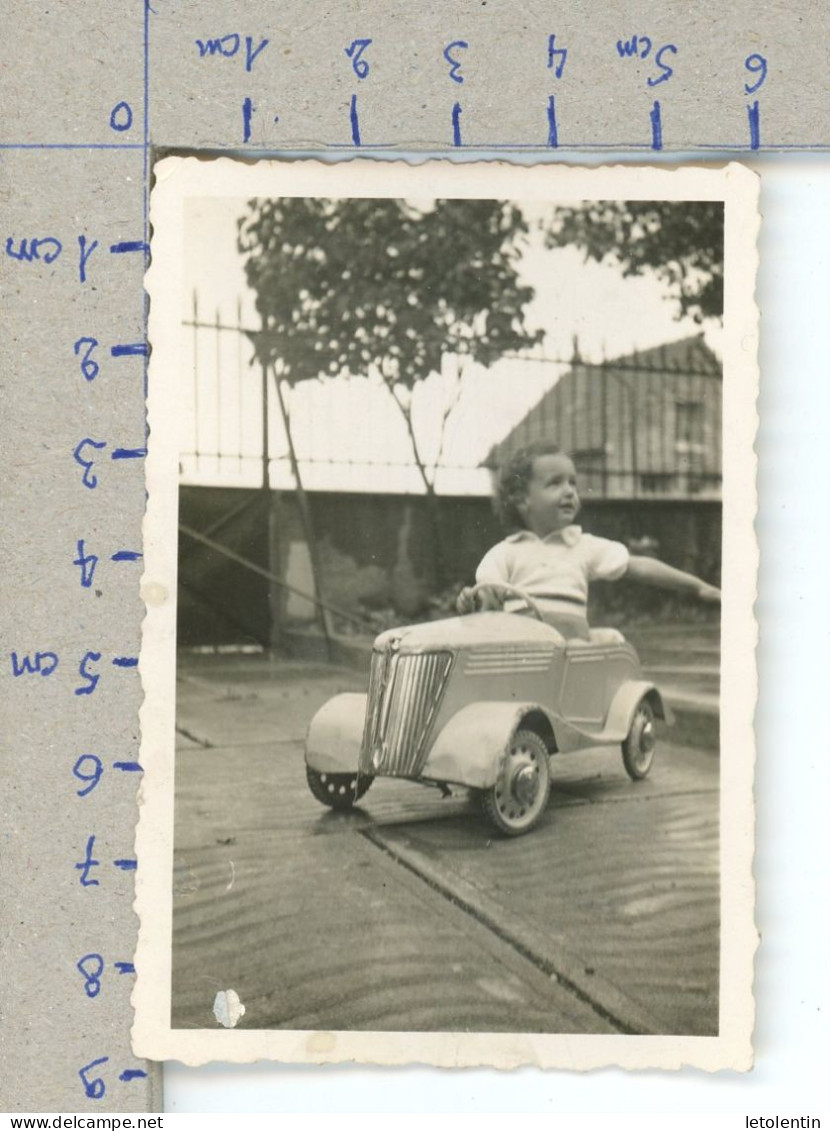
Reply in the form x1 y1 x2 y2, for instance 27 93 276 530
77 953 105 998
79 1056 109 1100
73 754 104 797
744 53 767 94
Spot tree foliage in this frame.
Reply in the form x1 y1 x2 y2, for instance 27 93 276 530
238 197 542 386
545 201 724 323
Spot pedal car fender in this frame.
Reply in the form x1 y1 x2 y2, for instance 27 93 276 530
603 680 674 741
305 692 367 773
422 700 554 789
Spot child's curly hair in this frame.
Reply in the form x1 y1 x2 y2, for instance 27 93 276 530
494 441 563 530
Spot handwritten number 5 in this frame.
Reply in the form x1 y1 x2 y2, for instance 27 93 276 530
744 53 767 94
444 40 468 84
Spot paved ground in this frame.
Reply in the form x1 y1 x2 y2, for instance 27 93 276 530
172 637 720 1037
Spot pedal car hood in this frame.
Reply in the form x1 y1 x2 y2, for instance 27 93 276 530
373 612 564 653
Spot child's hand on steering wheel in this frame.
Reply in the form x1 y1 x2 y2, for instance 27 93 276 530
456 585 504 614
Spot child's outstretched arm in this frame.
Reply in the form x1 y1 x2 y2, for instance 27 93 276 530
626 555 721 602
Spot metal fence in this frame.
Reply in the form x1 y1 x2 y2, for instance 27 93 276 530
180 295 722 501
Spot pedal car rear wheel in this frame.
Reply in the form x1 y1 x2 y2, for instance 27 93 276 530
306 767 373 810
622 698 656 780
480 729 551 837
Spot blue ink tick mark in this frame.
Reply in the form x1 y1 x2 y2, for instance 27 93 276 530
112 656 139 668
113 760 143 773
650 100 663 150
110 342 148 358
547 95 559 147
242 97 255 142
350 94 361 146
113 858 138 871
119 1069 148 1082
111 550 143 561
109 241 149 256
115 962 136 975
111 447 147 460
747 100 760 149
452 102 463 147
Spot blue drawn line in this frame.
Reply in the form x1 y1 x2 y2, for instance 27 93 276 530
110 550 143 561
113 760 143 772
113 858 138 871
110 343 148 357
119 1069 148 1082
547 95 559 148
111 447 147 459
0 143 144 151
109 241 149 255
747 100 760 150
112 656 139 668
650 100 663 150
452 102 463 147
350 94 361 147
114 962 136 974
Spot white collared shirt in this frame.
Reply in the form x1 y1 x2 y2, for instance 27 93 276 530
475 525 629 616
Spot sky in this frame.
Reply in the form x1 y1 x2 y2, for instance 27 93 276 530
180 196 722 494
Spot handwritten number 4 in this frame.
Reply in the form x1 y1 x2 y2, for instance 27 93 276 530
547 34 567 78
744 52 767 94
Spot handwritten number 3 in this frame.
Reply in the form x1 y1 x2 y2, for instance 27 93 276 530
444 40 468 84
744 53 767 94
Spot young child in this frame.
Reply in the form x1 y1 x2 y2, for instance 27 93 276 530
457 441 720 639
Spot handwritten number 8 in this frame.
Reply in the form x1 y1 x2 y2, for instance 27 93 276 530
73 754 104 797
77 953 105 998
744 53 767 94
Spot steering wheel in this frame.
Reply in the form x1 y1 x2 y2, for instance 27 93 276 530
467 582 545 622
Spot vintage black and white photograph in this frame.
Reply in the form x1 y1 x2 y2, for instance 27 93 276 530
135 159 757 1069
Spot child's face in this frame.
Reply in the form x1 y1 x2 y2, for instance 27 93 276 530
518 453 580 537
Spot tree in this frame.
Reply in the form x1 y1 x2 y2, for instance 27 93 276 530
545 201 724 323
238 197 542 587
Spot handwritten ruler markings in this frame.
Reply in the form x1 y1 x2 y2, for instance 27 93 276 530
0 0 158 1113
147 2 827 151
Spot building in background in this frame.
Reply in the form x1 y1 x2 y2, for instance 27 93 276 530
487 335 722 501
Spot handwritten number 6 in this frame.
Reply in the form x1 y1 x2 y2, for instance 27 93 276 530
74 337 99 382
73 754 104 797
744 53 767 94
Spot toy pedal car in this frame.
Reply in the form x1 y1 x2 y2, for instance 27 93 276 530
304 583 672 836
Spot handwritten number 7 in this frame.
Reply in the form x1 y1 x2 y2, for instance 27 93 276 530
744 53 767 94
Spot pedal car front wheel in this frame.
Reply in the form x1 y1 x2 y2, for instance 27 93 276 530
621 698 656 780
306 767 373 810
480 729 551 837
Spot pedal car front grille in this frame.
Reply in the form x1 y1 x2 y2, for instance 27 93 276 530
360 650 452 777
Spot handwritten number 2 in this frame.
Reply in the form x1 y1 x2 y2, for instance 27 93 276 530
344 38 372 79
744 53 767 94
